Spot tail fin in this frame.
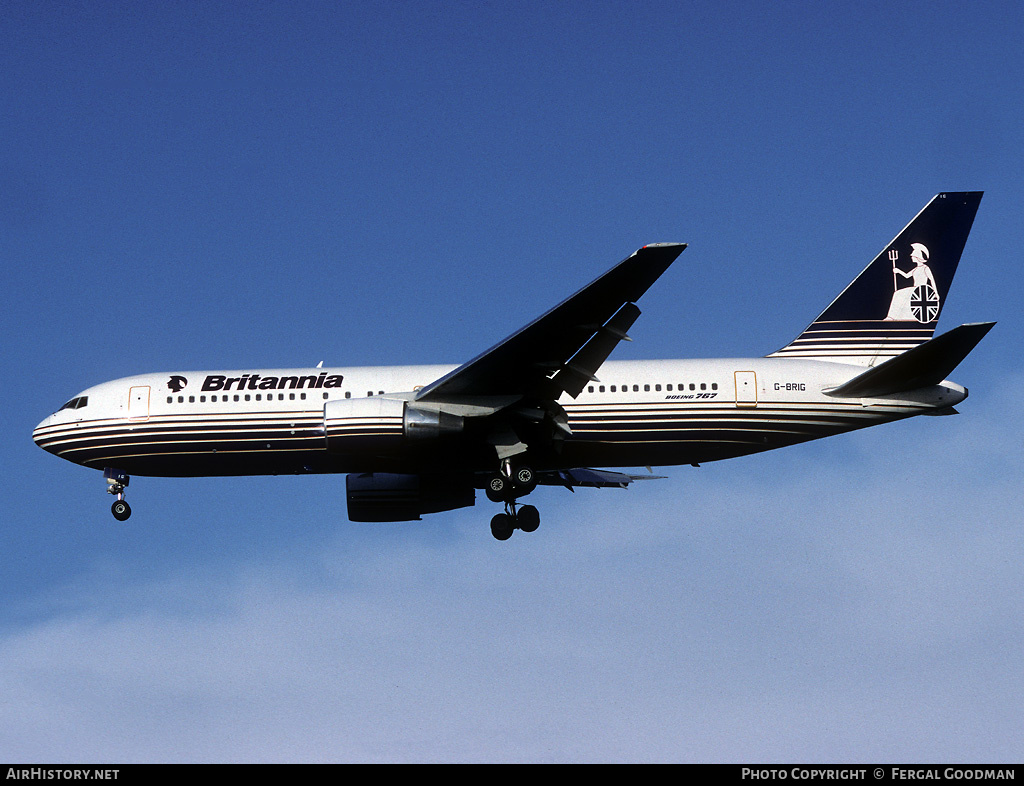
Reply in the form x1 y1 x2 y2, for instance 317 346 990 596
769 192 983 366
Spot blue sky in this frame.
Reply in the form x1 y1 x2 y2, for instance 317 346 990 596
2 0 1022 763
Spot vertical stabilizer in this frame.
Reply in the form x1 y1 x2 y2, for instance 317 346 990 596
769 192 982 366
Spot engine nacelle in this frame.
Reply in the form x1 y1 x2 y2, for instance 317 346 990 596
346 472 475 522
324 397 463 454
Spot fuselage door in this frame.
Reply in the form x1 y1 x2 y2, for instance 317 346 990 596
734 371 757 408
128 386 151 421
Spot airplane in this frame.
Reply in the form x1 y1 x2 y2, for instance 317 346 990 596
33 192 993 540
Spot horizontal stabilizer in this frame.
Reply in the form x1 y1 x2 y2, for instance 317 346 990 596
826 322 995 398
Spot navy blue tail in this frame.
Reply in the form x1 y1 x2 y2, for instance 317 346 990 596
770 192 983 366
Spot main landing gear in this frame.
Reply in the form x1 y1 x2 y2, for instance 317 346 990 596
485 461 540 540
104 468 131 521
489 501 540 541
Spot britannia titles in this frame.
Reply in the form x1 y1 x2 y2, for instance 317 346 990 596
201 372 344 392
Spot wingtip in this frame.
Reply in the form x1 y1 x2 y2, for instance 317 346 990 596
959 321 997 336
641 242 687 249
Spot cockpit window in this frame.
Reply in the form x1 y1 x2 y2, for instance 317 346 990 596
58 396 89 411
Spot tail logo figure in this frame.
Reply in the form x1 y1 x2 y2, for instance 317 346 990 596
886 243 939 322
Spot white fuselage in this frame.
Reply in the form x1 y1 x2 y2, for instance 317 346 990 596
33 357 967 478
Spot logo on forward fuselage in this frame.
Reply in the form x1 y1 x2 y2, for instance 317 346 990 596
168 375 188 393
201 372 345 391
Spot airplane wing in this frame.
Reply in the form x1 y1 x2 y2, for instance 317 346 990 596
540 467 666 490
415 243 686 403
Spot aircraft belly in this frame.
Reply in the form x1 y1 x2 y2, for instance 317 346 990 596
34 411 485 477
558 400 920 468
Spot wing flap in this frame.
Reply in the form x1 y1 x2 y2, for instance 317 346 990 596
553 302 641 398
540 467 665 489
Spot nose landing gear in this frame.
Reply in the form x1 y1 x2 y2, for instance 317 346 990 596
104 468 131 521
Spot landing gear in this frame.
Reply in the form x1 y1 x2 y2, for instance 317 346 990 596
512 465 536 493
485 461 537 503
490 512 514 541
485 474 510 503
104 468 131 521
489 501 541 540
485 459 542 540
517 504 540 533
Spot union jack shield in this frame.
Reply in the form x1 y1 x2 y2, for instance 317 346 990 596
910 283 940 323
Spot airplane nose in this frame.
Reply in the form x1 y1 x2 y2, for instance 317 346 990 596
33 415 55 452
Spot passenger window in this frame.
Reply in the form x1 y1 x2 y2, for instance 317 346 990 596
289 393 295 400
633 384 639 392
689 383 696 390
700 383 707 391
598 385 605 393
189 396 195 403
166 397 172 404
644 384 650 392
666 384 673 391
712 383 718 390
200 396 206 403
244 394 251 401
345 391 351 399
610 385 616 392
588 386 594 393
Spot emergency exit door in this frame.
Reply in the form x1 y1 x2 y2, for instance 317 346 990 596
128 386 150 421
734 371 757 408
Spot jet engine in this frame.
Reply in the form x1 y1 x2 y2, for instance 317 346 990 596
345 472 475 521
